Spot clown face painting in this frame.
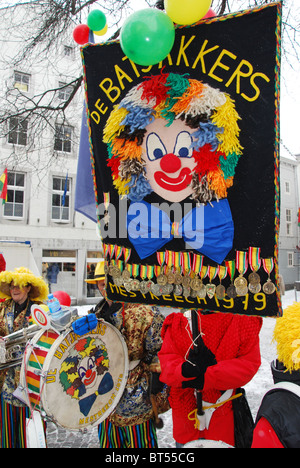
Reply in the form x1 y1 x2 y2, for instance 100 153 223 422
104 73 242 263
142 117 196 202
59 336 114 417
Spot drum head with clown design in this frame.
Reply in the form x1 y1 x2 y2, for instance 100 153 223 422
41 321 128 431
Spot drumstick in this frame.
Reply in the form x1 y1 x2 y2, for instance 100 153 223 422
148 373 164 429
150 394 164 429
191 309 204 417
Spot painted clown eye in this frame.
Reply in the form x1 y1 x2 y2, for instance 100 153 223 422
78 366 87 380
173 131 193 158
146 132 167 161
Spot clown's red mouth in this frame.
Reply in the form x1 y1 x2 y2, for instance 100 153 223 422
83 370 96 386
154 167 192 192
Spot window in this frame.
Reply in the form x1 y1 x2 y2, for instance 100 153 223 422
51 176 71 221
8 117 28 146
3 171 25 218
54 124 72 153
14 71 30 92
286 209 292 236
58 82 73 101
285 181 290 194
288 252 294 268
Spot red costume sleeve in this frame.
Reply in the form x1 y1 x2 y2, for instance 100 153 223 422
251 417 284 448
203 336 261 391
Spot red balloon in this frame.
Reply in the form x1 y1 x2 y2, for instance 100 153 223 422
203 8 216 18
53 290 71 307
73 24 90 45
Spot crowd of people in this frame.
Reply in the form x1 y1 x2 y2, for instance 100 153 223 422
0 256 299 448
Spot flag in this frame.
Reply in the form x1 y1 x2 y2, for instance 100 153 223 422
0 168 7 205
81 3 282 316
74 30 97 223
62 172 68 207
74 103 97 222
298 207 300 226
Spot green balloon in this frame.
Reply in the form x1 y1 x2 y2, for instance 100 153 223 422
87 10 106 32
120 9 175 66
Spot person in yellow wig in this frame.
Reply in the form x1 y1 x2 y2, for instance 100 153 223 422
0 267 48 448
252 302 300 448
85 261 168 448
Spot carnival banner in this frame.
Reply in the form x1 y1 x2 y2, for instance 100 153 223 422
81 3 282 316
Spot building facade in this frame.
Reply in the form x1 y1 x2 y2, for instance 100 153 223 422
278 146 300 289
0 4 102 304
0 4 299 304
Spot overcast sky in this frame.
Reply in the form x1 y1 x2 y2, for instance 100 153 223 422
2 0 300 154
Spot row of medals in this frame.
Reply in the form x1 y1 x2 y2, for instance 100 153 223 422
107 264 276 299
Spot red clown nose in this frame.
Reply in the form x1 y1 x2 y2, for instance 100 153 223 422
160 153 182 173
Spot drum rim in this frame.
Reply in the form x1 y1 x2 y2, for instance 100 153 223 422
20 328 60 408
40 320 129 431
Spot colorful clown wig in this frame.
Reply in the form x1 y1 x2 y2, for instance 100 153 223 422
103 72 243 204
59 336 109 399
273 303 300 373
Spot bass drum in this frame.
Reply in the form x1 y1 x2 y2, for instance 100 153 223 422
184 439 233 448
20 320 128 431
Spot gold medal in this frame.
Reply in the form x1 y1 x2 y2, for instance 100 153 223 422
112 266 122 278
140 281 149 294
226 284 237 299
113 276 123 286
263 279 276 295
248 247 261 287
124 280 133 292
122 269 131 281
157 274 168 285
182 273 191 288
248 272 260 285
215 284 226 300
145 279 154 292
262 258 275 295
167 271 176 284
131 279 140 291
236 286 248 296
216 265 227 301
197 284 207 298
190 277 202 291
234 275 248 288
173 284 183 296
174 272 183 284
235 251 248 290
151 283 163 296
164 284 173 294
248 282 261 294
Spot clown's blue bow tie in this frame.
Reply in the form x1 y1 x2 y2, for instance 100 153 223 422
127 199 234 264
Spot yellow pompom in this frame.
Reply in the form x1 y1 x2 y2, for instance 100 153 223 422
273 302 300 372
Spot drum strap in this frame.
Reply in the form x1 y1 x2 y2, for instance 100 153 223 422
188 389 243 430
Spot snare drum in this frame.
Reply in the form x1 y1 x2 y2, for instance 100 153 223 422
20 320 128 431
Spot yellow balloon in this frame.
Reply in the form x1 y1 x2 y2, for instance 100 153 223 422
164 0 212 25
94 23 108 36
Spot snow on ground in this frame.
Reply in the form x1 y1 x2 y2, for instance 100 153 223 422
71 289 298 448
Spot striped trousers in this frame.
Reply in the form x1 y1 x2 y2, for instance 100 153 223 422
98 419 158 448
0 395 30 448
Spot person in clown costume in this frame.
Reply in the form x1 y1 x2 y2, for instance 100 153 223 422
252 303 300 448
0 267 48 448
103 72 263 448
86 262 168 448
